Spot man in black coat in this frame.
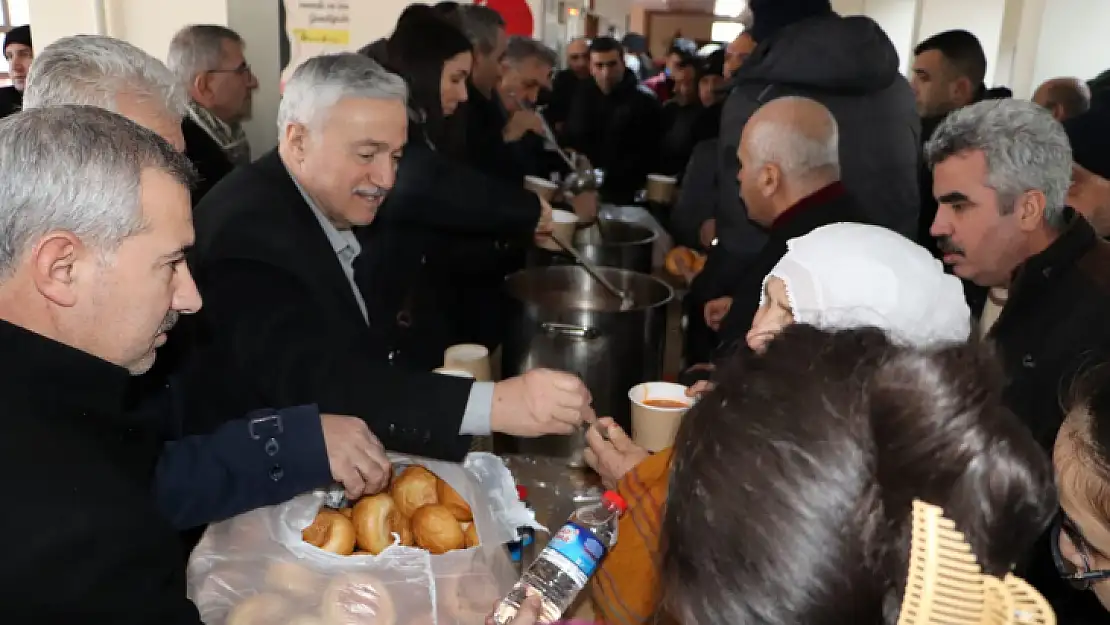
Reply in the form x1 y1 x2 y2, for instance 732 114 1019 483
0 106 205 623
926 99 1110 624
190 54 593 463
0 25 31 118
545 37 590 132
167 25 259 203
564 36 662 204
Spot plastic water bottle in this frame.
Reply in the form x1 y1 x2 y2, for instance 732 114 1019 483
493 491 627 625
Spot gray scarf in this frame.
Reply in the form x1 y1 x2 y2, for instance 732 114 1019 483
187 101 251 166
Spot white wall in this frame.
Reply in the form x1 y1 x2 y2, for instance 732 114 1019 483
1030 0 1110 87
863 0 917 74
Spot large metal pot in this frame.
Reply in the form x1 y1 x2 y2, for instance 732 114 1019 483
498 266 674 466
527 219 657 274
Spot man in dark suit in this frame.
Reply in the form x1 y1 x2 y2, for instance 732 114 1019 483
25 35 394 540
191 53 593 462
167 25 259 203
0 105 205 623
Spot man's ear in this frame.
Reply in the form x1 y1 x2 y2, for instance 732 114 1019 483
30 231 83 307
191 71 213 107
761 163 783 197
283 122 309 164
1016 189 1048 232
953 76 976 105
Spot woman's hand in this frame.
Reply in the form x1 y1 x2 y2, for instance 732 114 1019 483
583 417 650 490
687 380 715 397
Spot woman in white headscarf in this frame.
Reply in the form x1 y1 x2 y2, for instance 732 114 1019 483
583 222 972 625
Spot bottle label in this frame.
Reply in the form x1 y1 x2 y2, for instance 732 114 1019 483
540 521 607 583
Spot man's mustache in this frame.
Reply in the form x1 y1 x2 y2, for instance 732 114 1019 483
354 187 388 200
936 236 965 256
158 311 179 335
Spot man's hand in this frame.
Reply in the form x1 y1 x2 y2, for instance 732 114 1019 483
583 418 650 490
490 369 592 437
569 190 599 223
704 296 733 331
687 380 715 397
534 196 554 235
1069 164 1110 236
699 218 717 249
320 414 392 500
486 593 542 625
503 110 546 143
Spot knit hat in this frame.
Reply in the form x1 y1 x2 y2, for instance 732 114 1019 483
748 0 833 44
761 223 971 348
3 25 30 54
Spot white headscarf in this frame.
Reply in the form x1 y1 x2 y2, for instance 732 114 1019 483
762 223 971 347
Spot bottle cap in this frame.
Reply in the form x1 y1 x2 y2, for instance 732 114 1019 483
602 490 627 513
516 485 529 501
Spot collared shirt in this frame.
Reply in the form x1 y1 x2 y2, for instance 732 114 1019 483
291 172 494 435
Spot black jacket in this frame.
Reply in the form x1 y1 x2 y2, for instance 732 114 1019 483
1064 103 1110 180
190 149 476 461
0 319 202 624
564 70 663 204
990 212 1110 624
182 116 235 205
659 100 705 179
715 183 865 349
717 14 919 264
545 68 583 128
0 85 21 119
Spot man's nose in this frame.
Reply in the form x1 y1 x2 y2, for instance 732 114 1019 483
372 157 397 191
174 263 204 314
929 205 952 238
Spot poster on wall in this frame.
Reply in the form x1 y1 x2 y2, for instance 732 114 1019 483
474 0 538 38
279 0 352 91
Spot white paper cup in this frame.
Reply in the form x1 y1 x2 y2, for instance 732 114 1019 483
524 175 559 201
539 209 580 252
443 343 492 382
628 381 692 451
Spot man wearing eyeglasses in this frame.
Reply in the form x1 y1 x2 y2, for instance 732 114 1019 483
167 25 259 203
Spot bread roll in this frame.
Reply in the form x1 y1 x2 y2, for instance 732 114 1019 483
411 504 466 554
461 521 480 548
436 479 473 522
302 508 356 555
225 592 289 625
337 507 353 519
322 573 396 625
352 493 408 555
390 466 439 518
264 561 322 598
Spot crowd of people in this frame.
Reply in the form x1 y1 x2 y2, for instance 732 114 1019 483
2 0 1110 622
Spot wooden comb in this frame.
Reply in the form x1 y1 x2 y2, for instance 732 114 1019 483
897 499 1055 625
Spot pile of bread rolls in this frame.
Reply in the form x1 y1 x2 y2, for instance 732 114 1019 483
302 466 480 556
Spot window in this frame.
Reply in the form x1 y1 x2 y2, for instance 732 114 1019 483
714 0 747 18
711 21 745 43
0 0 32 81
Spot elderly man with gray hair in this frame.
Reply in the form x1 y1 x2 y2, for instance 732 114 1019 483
191 53 593 464
167 24 259 199
700 96 866 355
0 105 204 622
926 97 1110 625
23 35 397 542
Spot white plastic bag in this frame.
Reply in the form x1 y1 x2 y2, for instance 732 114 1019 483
187 453 542 625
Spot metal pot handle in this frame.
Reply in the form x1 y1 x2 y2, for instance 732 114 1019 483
541 322 599 340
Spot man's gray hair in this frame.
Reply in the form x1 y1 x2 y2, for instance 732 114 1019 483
505 36 557 68
277 53 408 132
747 96 840 179
0 105 195 278
925 98 1072 228
166 24 244 88
457 5 505 54
23 35 188 118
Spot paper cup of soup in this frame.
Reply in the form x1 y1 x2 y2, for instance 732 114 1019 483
524 175 559 201
443 343 492 382
539 209 580 252
628 382 692 452
645 174 678 204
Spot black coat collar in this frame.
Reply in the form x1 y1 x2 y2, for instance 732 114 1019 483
0 317 131 425
1011 209 1096 293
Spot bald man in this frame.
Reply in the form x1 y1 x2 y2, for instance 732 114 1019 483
723 32 756 79
705 96 866 348
1033 77 1091 122
547 37 590 130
